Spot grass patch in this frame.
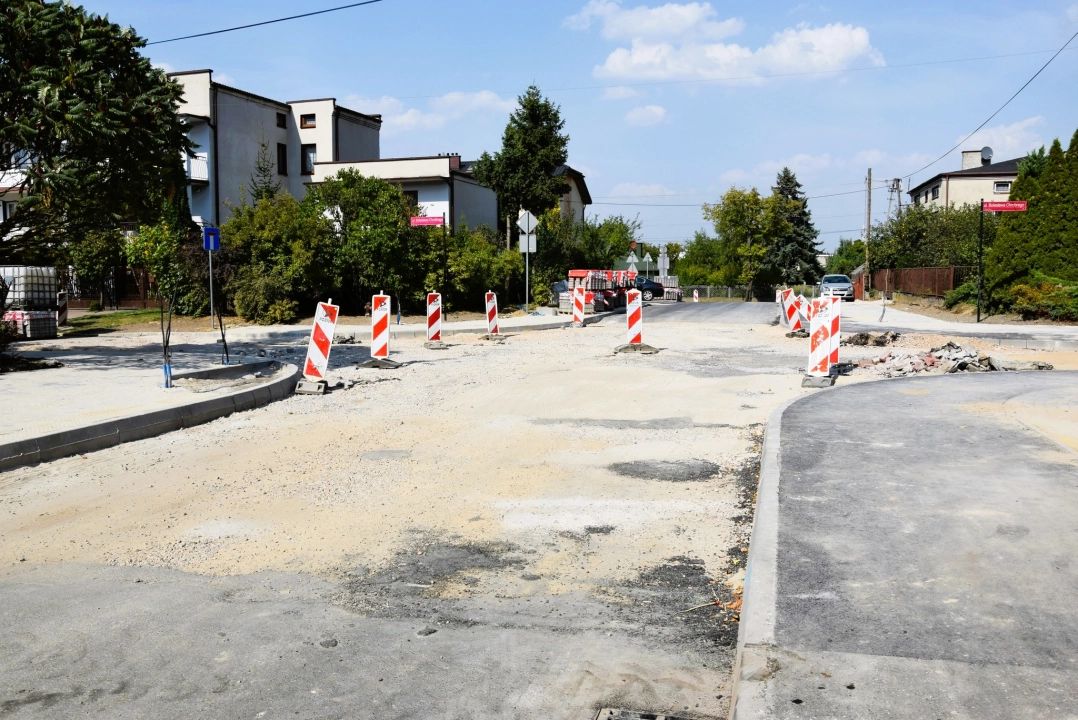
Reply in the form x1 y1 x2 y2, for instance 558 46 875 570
65 309 167 333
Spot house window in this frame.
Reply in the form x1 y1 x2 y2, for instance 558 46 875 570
402 191 419 208
300 114 316 129
276 112 287 129
931 185 940 200
277 143 288 176
2 200 16 221
994 181 1012 194
301 144 317 175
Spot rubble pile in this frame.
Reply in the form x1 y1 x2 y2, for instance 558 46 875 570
842 331 900 347
856 341 1053 378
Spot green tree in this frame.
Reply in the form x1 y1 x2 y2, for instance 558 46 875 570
703 188 790 299
986 132 1078 298
869 203 996 270
769 168 824 284
249 129 282 202
472 86 570 226
1017 146 1048 179
826 238 866 276
0 0 192 261
675 231 741 286
70 229 124 308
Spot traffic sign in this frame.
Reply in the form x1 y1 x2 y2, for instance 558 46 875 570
517 211 539 236
203 227 220 252
627 251 638 264
518 234 536 253
411 216 445 227
643 252 653 263
982 201 1027 212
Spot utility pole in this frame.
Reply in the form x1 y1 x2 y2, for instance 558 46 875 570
977 199 984 323
865 169 872 296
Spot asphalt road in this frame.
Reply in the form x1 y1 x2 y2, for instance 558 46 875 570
644 301 779 324
739 371 1078 719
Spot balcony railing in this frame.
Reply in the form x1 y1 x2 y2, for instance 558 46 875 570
187 156 209 183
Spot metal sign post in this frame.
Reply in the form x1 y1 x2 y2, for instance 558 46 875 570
517 211 538 310
203 227 220 329
643 252 653 277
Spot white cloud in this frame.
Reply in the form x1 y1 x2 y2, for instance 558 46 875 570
960 116 1044 160
608 182 677 196
566 1 744 41
214 73 236 86
601 85 641 100
1068 4 1078 22
593 23 884 81
154 61 175 74
625 104 667 126
344 91 514 136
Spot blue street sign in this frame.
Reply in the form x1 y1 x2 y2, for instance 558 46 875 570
203 227 220 252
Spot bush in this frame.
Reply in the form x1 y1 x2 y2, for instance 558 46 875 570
87 300 103 312
943 280 977 309
1008 276 1078 321
230 264 297 324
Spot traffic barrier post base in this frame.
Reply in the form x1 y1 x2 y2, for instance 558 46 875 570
424 340 448 350
361 358 402 369
801 374 836 388
295 379 328 395
571 321 585 329
480 333 505 341
614 343 659 354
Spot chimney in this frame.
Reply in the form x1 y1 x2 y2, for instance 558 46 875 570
449 153 460 170
961 151 981 170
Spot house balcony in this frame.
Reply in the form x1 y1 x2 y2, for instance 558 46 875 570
186 155 209 184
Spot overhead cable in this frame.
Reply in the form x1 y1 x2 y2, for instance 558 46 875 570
147 0 383 45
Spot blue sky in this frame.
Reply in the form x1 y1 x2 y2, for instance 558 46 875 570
85 0 1078 250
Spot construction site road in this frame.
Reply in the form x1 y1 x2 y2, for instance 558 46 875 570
0 317 814 719
734 371 1078 719
643 301 779 325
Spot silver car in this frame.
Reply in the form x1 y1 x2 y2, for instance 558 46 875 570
819 274 855 301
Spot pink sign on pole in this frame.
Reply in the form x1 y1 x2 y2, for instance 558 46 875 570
410 216 445 227
982 201 1027 212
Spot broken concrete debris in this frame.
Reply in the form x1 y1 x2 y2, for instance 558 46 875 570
842 331 900 347
855 341 1053 378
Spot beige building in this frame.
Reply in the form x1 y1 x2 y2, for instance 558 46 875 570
170 69 382 226
909 149 1020 209
554 165 593 223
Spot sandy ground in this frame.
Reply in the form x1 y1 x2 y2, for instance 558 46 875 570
3 315 1076 717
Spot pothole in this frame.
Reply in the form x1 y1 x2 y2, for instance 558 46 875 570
608 459 720 482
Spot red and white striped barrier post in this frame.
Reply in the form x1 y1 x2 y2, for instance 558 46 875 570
296 300 340 393
572 287 585 326
778 288 794 328
425 292 447 349
56 290 68 327
483 291 501 338
803 297 838 387
361 293 401 368
693 289 699 303
615 289 657 354
827 296 842 365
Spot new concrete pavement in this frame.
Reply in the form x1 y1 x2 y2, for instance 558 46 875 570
733 371 1078 719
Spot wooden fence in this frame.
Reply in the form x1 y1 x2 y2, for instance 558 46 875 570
857 266 975 299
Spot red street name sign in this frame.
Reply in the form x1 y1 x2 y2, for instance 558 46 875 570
410 216 444 227
983 201 1027 212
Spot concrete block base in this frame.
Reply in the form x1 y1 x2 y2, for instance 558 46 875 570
571 322 585 329
801 374 836 388
480 334 506 341
423 341 448 350
614 343 659 355
360 358 402 369
295 380 327 395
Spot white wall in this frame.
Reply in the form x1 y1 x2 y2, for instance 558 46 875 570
311 156 450 184
173 72 212 119
288 100 335 197
404 182 450 220
215 88 289 223
915 176 1015 210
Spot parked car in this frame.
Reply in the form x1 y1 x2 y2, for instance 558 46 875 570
819 274 855 301
635 277 665 301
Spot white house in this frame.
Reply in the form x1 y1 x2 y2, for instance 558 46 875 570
170 69 383 226
909 148 1020 209
310 153 499 232
554 165 593 223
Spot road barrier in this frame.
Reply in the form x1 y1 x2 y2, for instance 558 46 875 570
302 300 339 381
693 289 699 302
56 290 68 326
427 293 442 342
807 297 841 377
627 289 643 344
371 294 391 358
572 287 585 326
485 291 500 335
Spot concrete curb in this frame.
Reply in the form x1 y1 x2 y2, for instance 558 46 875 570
0 363 301 472
728 394 805 720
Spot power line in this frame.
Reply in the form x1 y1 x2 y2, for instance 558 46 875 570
147 0 384 45
904 27 1078 181
591 186 888 207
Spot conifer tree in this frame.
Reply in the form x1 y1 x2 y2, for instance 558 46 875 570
249 129 282 202
768 168 824 284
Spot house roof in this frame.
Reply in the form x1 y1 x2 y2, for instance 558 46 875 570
910 157 1022 196
554 165 593 205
